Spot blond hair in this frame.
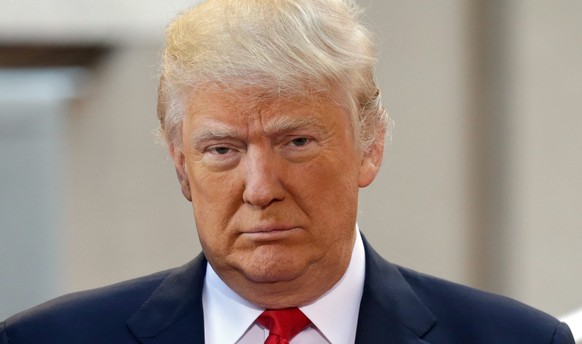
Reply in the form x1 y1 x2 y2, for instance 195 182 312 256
157 0 389 153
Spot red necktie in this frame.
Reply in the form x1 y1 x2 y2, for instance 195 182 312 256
256 308 312 344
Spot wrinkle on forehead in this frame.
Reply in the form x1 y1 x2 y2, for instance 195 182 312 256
184 83 355 145
188 110 327 150
190 80 337 108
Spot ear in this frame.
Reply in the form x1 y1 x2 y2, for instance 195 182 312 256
358 139 384 188
169 144 192 201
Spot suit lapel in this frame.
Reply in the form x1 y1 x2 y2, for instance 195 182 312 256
125 238 437 343
356 237 436 344
126 253 207 344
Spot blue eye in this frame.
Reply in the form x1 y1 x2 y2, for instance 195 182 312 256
290 137 309 147
211 147 231 154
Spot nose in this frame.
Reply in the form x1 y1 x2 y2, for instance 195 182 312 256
242 148 285 208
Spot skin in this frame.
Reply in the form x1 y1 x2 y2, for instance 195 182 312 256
170 87 383 308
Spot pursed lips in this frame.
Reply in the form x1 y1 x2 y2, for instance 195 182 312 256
244 224 296 233
240 225 300 240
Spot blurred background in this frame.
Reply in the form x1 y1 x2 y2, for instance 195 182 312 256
1 0 581 338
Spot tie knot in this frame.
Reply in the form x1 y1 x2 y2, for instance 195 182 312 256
257 307 312 342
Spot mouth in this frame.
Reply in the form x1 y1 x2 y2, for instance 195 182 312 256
241 225 300 241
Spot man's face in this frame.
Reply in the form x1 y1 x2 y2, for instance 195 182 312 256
171 87 382 306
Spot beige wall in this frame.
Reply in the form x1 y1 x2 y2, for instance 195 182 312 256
358 0 473 287
1 0 580 321
508 0 582 314
63 46 198 291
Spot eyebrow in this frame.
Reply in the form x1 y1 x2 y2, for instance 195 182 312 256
189 115 325 149
263 116 325 136
189 126 239 149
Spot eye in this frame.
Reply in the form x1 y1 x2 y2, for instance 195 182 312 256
202 144 242 170
280 135 319 162
289 137 310 147
204 145 240 158
210 146 232 155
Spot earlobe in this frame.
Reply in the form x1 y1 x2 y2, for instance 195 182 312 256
358 140 384 188
169 144 192 202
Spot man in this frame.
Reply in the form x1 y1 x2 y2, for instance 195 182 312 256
0 0 575 343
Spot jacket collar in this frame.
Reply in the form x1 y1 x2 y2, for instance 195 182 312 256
126 237 437 343
126 254 207 343
356 236 436 343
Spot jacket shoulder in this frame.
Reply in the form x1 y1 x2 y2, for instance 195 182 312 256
0 268 172 343
398 266 575 343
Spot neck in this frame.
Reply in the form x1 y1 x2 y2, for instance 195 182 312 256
230 260 350 308
213 238 355 309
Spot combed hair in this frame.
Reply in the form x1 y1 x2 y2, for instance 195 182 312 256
157 0 389 153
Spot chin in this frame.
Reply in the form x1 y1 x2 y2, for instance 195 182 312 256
242 263 307 284
249 273 302 284
239 253 312 284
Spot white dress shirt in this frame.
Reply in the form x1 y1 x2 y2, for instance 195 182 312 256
202 227 366 344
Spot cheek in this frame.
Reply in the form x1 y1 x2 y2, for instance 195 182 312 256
313 150 361 195
290 155 360 222
188 160 241 206
187 165 243 242
191 197 239 268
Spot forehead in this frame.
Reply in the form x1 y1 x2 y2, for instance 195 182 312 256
185 85 350 126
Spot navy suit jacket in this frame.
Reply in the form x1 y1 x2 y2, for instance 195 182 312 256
1 238 575 343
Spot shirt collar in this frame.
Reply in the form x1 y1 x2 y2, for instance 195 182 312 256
300 226 365 344
202 262 263 344
202 226 366 344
